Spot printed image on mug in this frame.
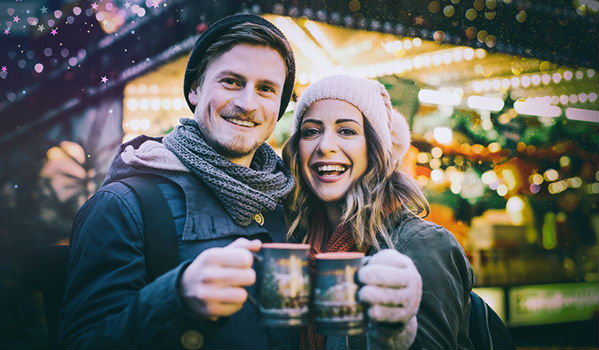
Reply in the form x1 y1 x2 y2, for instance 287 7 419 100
256 243 310 327
314 252 365 335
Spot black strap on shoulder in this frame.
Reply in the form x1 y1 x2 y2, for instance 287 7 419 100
470 291 516 350
119 175 179 283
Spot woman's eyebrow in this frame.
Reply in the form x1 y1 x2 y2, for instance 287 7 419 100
335 118 362 126
301 118 323 126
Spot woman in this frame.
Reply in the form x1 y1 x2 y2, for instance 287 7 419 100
283 75 474 349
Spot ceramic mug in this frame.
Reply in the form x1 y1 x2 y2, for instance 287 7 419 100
313 252 366 335
254 243 311 327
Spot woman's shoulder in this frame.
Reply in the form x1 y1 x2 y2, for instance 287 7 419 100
389 211 460 250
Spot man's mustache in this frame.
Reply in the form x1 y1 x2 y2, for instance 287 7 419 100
219 104 256 120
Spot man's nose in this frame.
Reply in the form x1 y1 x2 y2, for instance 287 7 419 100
234 86 259 113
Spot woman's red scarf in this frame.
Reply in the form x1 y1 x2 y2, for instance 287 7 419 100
299 210 362 350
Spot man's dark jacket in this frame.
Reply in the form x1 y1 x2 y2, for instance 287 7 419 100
57 136 298 349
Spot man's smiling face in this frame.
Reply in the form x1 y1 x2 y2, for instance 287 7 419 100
188 43 286 166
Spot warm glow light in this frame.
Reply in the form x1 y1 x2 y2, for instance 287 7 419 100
467 96 504 111
568 177 583 188
497 184 508 196
559 156 571 168
482 170 498 184
502 168 517 190
431 147 444 158
304 20 337 55
126 98 138 111
298 73 309 85
488 142 501 153
418 89 461 106
140 118 151 130
474 48 487 59
433 127 453 145
130 119 140 131
139 99 149 111
514 100 562 117
463 48 474 60
507 196 524 211
450 182 462 194
506 196 524 224
150 98 160 111
173 98 184 110
532 174 544 185
161 98 172 110
544 169 559 182
430 158 442 169
565 108 599 123
274 17 334 71
417 152 431 164
431 169 444 183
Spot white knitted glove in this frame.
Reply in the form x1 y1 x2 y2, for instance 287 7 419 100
358 249 422 349
367 316 418 350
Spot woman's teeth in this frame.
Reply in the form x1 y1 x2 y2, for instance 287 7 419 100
317 164 347 176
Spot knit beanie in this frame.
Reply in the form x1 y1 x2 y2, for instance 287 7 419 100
183 14 295 120
293 74 411 163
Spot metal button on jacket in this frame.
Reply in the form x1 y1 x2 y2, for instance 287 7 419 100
181 329 204 349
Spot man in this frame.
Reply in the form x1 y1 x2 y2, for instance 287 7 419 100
57 14 297 349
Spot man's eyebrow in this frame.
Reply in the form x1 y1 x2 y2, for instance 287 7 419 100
215 71 281 89
216 70 245 80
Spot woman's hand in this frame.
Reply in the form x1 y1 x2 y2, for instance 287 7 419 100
358 249 422 324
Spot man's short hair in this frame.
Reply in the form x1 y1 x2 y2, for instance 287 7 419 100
183 15 295 119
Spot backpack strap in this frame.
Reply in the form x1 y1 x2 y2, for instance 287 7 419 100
118 175 179 282
470 291 515 350
469 291 492 350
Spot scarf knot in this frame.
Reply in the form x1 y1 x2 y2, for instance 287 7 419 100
163 118 295 226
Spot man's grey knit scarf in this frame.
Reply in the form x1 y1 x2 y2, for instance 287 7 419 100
163 118 295 227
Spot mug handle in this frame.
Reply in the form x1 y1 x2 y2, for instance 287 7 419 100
245 252 262 307
252 252 263 263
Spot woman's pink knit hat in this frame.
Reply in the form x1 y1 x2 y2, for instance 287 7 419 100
293 74 411 163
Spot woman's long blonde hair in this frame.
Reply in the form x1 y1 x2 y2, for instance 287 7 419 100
283 116 430 251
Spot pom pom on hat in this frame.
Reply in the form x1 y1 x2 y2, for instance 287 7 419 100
293 74 411 163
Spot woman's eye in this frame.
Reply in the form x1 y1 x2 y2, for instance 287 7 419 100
339 128 357 136
301 128 320 138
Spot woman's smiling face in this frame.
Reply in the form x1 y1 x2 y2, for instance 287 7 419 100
298 99 368 203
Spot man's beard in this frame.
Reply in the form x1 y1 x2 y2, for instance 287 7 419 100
196 121 262 160
208 133 261 160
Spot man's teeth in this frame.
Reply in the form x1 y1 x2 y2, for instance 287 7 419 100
226 118 255 127
317 164 347 173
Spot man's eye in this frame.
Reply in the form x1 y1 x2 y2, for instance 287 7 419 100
258 85 275 93
221 78 240 87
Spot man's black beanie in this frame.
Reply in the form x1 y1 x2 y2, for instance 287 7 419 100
183 14 296 120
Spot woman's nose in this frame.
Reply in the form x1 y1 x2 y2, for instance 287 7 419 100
316 130 339 154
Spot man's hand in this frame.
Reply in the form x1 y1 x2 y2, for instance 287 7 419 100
358 249 422 324
179 238 262 320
